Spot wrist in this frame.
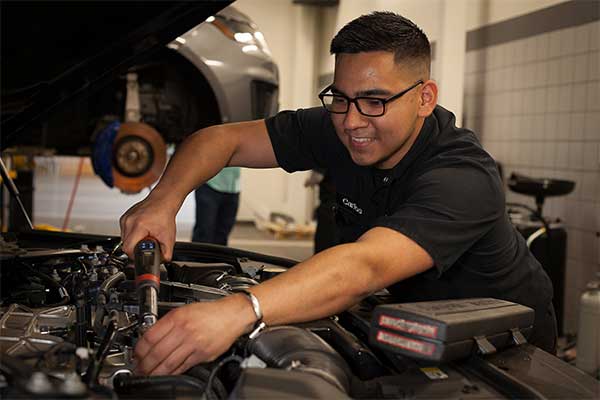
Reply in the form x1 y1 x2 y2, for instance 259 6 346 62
224 293 263 335
147 185 184 213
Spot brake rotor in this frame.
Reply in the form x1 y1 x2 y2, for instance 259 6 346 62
112 122 166 194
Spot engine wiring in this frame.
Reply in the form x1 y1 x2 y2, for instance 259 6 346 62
0 241 276 398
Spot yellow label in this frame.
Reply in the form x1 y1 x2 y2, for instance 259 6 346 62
420 367 448 380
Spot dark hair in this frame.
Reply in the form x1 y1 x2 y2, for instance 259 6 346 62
330 11 430 75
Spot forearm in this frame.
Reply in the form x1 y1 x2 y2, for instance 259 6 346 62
245 227 434 326
133 228 433 374
148 125 236 209
250 243 383 325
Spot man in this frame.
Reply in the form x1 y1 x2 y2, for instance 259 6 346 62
120 12 556 376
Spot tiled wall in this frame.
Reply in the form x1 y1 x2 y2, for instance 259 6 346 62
463 17 600 333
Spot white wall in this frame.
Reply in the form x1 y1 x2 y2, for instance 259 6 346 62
234 0 316 223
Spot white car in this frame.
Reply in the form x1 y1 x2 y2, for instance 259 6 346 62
1 3 278 176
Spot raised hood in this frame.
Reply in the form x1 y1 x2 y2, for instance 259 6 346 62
1 0 233 150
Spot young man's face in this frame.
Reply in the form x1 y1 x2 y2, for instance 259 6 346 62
330 51 431 169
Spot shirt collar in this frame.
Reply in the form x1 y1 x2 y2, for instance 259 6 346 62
372 112 436 182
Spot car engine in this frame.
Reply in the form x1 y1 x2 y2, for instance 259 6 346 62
0 232 363 398
1 232 598 400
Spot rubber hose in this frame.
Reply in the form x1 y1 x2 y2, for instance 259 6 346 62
246 326 351 393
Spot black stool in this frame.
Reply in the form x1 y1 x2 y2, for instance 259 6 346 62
507 173 575 336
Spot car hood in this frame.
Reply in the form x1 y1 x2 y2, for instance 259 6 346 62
0 0 233 150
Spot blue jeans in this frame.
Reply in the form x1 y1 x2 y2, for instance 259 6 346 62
192 184 240 245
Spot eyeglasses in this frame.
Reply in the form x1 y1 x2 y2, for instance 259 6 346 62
318 80 424 117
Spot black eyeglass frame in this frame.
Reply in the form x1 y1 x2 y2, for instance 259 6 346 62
318 80 424 117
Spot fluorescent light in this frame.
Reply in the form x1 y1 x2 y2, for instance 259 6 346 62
234 32 254 43
242 45 258 53
205 60 224 67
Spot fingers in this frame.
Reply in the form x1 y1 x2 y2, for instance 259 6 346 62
147 343 198 376
134 307 200 375
120 208 149 259
122 229 149 259
133 301 244 376
157 233 174 262
171 351 201 375
119 201 175 260
134 316 177 373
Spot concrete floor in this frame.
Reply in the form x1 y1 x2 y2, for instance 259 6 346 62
228 222 314 261
32 168 314 262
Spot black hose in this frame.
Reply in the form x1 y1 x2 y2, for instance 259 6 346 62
204 355 242 400
85 318 118 385
185 365 227 399
246 326 352 393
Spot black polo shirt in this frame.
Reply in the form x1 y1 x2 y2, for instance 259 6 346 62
265 105 556 351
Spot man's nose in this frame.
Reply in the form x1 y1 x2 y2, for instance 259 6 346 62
343 102 368 130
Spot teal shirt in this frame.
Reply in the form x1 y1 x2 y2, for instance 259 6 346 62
206 167 241 194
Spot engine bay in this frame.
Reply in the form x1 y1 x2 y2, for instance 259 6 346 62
1 231 598 399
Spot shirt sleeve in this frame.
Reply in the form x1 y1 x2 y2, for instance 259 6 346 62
374 166 505 276
265 107 339 172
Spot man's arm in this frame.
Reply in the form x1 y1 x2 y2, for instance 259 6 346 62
120 120 276 260
134 226 434 375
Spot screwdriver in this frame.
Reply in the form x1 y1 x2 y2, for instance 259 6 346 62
134 237 161 334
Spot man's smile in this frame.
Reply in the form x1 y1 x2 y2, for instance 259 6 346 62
349 135 375 148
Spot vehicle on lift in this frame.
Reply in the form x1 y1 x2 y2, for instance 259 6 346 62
1 1 278 202
0 1 598 399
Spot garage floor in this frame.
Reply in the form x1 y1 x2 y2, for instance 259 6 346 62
228 222 314 261
33 163 314 262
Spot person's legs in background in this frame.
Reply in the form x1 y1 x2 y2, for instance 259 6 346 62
192 184 220 243
213 192 240 245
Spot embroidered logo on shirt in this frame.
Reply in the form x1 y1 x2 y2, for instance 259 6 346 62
342 198 363 215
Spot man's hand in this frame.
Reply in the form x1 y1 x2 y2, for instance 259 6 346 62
134 294 256 375
120 196 178 261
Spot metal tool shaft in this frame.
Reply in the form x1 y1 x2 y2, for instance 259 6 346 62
0 157 34 230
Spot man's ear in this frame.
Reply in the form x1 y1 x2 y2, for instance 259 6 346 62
417 80 438 117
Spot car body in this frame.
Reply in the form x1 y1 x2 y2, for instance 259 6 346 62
1 2 278 155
